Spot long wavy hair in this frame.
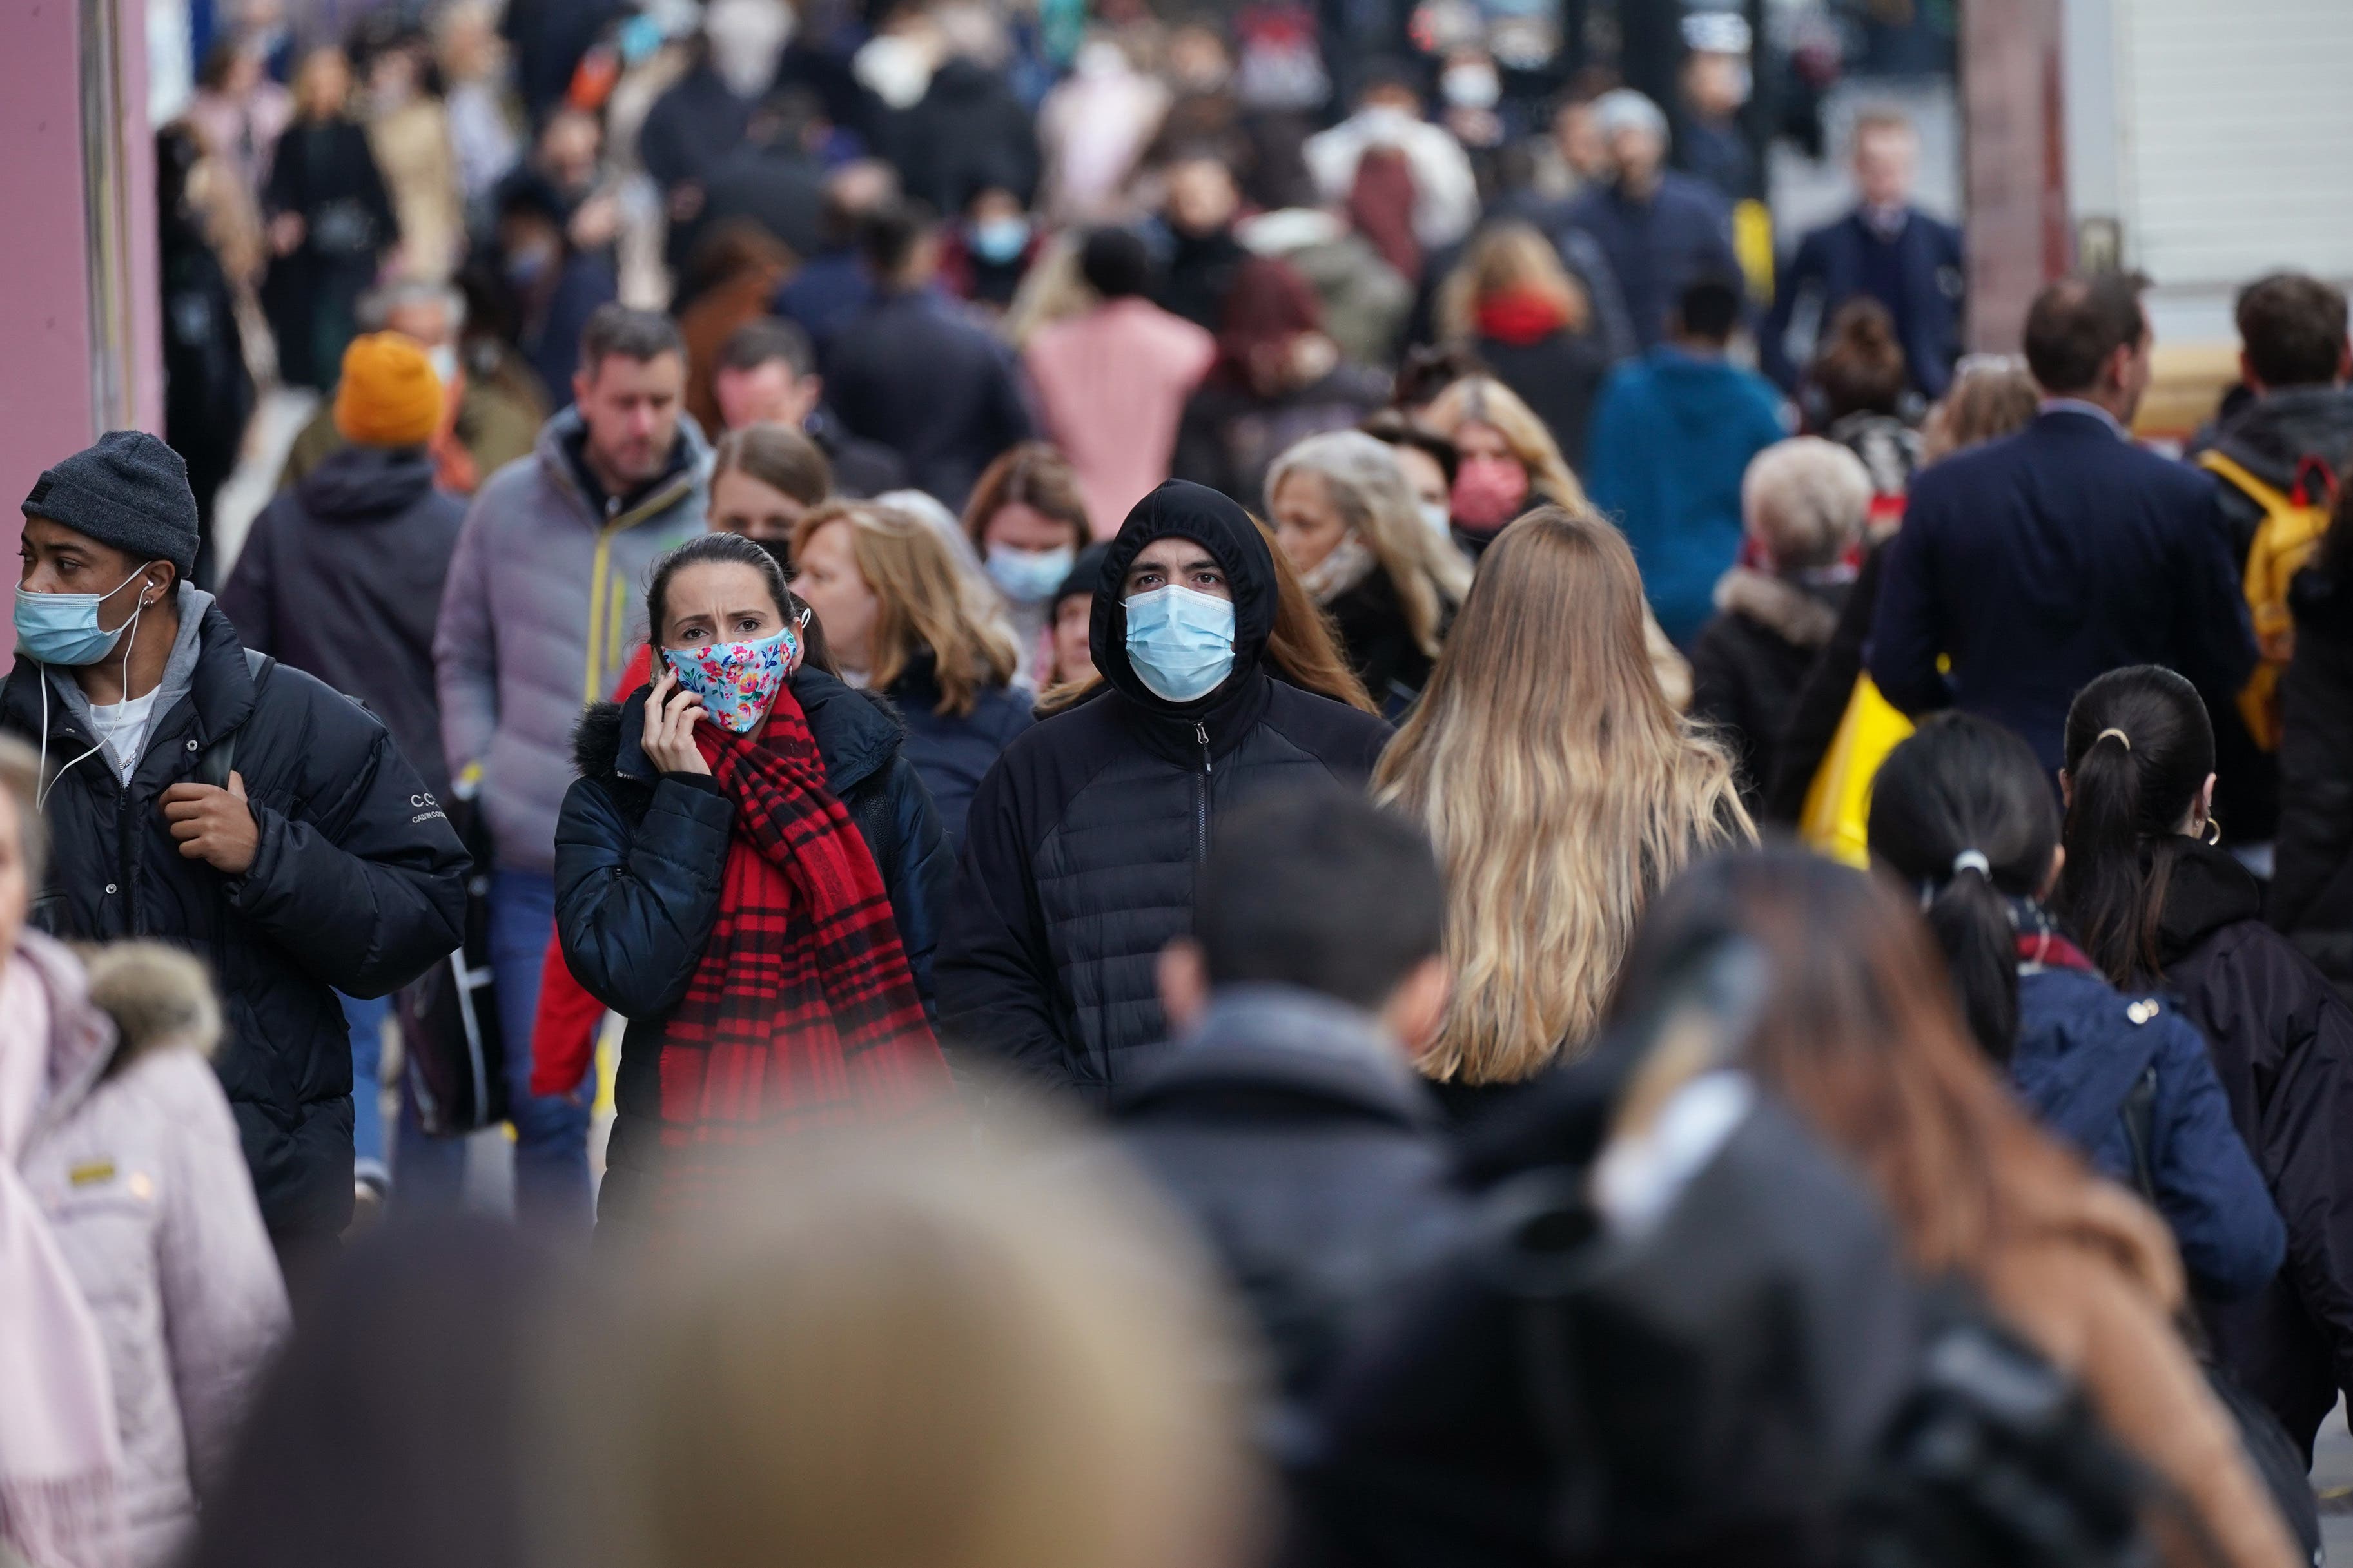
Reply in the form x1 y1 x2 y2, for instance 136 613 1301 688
1265 431 1472 659
791 501 1022 717
1373 506 1752 1083
1418 375 1587 508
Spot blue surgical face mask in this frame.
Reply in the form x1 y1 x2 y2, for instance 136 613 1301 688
1123 584 1236 704
15 563 159 666
970 216 1031 266
985 543 1074 605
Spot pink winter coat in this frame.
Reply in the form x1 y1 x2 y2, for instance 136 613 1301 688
1025 298 1218 536
20 938 289 1568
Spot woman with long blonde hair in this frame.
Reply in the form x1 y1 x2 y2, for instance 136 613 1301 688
1417 374 1585 551
1433 222 1609 470
792 501 1032 848
1373 505 1752 1122
1265 431 1470 715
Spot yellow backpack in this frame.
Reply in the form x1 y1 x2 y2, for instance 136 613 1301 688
2196 450 2335 750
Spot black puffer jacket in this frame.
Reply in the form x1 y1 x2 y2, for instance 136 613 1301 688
2163 838 2353 1458
219 443 465 800
1113 985 1467 1405
554 667 950 1215
0 592 467 1240
935 481 1393 1104
2276 560 2353 995
1321 567 1436 720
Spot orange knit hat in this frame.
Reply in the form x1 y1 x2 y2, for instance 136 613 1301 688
334 333 445 447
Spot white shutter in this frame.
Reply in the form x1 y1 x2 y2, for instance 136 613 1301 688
2113 0 2353 287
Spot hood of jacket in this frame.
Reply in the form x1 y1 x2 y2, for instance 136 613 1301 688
2155 837 2265 967
1645 347 1770 440
1114 983 1441 1130
2209 384 2353 492
1712 566 1844 650
1088 479 1279 742
535 402 712 528
572 664 906 800
17 931 115 1141
293 441 436 523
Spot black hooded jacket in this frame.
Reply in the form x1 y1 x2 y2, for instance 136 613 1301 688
219 443 465 800
934 481 1393 1104
2158 838 2353 1458
554 666 951 1219
0 596 467 1240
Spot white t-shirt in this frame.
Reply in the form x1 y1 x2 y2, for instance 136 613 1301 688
88 688 162 779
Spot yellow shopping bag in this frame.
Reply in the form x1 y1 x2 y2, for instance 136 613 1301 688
1798 675 1915 869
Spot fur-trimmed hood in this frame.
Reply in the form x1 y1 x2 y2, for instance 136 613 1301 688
83 942 223 1071
1712 566 1846 652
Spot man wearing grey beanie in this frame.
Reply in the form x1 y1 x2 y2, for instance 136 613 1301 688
1560 88 1745 353
1 429 470 1284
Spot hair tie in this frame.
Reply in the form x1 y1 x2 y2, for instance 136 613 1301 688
1951 850 1991 878
2096 727 2131 751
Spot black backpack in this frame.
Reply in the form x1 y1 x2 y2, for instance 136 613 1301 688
396 768 509 1137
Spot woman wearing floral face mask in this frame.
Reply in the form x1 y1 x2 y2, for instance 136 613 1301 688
554 533 955 1232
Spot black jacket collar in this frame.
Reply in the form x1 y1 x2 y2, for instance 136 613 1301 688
1113 985 1441 1130
0 598 259 754
2157 837 2266 965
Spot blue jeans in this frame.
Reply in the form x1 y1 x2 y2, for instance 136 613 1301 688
394 867 594 1232
338 990 389 1187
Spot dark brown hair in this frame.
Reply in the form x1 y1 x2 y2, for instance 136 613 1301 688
1808 298 1908 420
713 424 832 509
2056 666 2215 985
961 443 1090 552
2236 271 2349 390
2022 274 2146 396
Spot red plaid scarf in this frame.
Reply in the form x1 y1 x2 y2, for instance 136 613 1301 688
654 684 952 1205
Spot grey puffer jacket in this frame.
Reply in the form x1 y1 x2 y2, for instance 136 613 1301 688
434 407 710 873
19 936 289 1568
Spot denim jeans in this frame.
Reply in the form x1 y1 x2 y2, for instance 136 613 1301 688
338 990 390 1188
393 867 594 1232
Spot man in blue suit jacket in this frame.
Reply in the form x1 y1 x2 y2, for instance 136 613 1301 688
1760 111 1964 399
1868 275 2258 775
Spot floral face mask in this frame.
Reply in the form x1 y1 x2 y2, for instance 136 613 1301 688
663 619 803 733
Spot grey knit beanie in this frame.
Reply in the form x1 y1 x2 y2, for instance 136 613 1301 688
22 430 201 579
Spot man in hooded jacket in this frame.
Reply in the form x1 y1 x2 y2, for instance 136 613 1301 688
935 480 1392 1104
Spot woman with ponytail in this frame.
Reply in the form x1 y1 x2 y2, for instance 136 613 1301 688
1868 711 2281 1304
2062 664 2353 1459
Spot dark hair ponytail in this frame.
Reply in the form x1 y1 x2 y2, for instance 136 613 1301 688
2056 666 2214 985
1866 714 2062 1061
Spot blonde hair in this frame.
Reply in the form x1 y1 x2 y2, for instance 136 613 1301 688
1373 506 1753 1082
585 1124 1262 1568
1265 431 1472 659
792 501 1022 717
1419 376 1587 508
1432 221 1590 343
1741 437 1871 569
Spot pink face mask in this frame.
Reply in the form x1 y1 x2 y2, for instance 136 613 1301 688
1450 456 1531 534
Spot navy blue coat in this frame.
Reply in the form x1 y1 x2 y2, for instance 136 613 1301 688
1557 173 1741 353
884 652 1033 854
1867 408 2258 774
1759 208 1965 398
823 288 1033 509
554 668 951 1218
2011 964 2283 1301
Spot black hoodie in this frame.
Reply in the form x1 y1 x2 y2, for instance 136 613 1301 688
219 443 466 799
2158 837 2353 1458
934 481 1393 1104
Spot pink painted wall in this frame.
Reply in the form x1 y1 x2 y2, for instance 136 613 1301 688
0 0 162 567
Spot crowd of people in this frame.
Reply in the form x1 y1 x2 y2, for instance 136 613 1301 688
12 1 2353 1565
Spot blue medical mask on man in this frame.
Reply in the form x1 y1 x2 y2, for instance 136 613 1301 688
984 543 1074 605
14 563 161 666
1123 583 1236 703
